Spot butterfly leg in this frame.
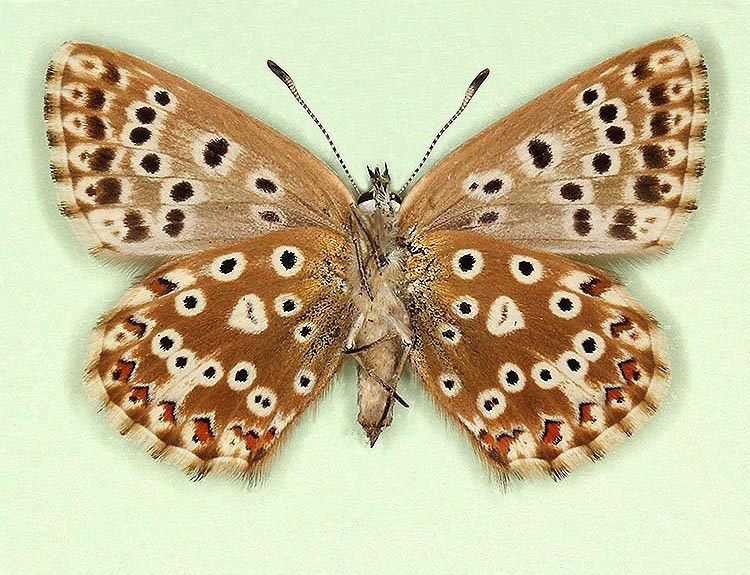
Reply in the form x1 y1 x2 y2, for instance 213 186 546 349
344 317 411 409
344 331 399 354
381 338 412 408
349 208 375 301
349 205 381 268
347 346 409 408
344 312 366 350
376 317 414 422
352 232 373 301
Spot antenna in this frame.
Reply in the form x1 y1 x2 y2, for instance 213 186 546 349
398 68 490 194
267 60 360 193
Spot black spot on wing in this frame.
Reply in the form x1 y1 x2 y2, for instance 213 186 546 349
170 181 194 202
560 183 583 202
650 111 670 136
592 153 612 174
129 127 151 145
89 147 116 172
85 88 106 110
123 211 149 243
140 153 161 174
136 106 156 124
608 208 637 240
648 83 669 106
85 178 121 204
203 138 229 167
102 62 121 84
163 209 185 237
573 208 591 236
86 116 106 139
632 58 653 80
527 138 553 169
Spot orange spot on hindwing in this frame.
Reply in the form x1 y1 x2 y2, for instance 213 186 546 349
605 387 625 404
112 359 136 382
580 276 611 297
233 426 260 451
610 316 635 338
495 429 524 455
579 402 597 423
128 385 149 404
192 418 215 444
159 401 177 424
125 316 147 338
619 358 641 383
262 427 277 444
146 276 177 296
541 420 563 445
232 426 277 451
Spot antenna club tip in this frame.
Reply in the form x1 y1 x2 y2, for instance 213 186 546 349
266 59 288 80
473 68 490 87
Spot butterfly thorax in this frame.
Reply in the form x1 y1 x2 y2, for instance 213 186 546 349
349 168 412 445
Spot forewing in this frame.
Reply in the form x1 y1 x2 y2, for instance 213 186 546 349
85 228 353 478
404 230 669 479
398 36 707 255
45 43 354 258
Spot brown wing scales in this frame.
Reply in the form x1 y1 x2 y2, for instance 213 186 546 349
45 43 354 258
403 230 669 479
85 228 354 479
399 36 707 256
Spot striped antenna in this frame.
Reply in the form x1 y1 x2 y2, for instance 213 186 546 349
268 60 360 193
399 68 490 194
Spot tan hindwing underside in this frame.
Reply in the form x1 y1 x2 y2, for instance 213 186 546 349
85 228 354 479
404 230 669 479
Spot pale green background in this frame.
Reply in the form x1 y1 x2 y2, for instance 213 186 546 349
2 1 748 573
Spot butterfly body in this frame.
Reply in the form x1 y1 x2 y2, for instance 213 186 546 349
348 167 412 444
45 37 707 481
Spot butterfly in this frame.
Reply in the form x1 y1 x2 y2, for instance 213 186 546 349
44 36 707 482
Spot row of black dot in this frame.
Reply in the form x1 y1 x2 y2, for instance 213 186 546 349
563 176 671 208
468 178 504 196
155 330 253 388
592 100 629 146
128 89 171 146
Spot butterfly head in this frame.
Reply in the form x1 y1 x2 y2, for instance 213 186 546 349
357 164 401 216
